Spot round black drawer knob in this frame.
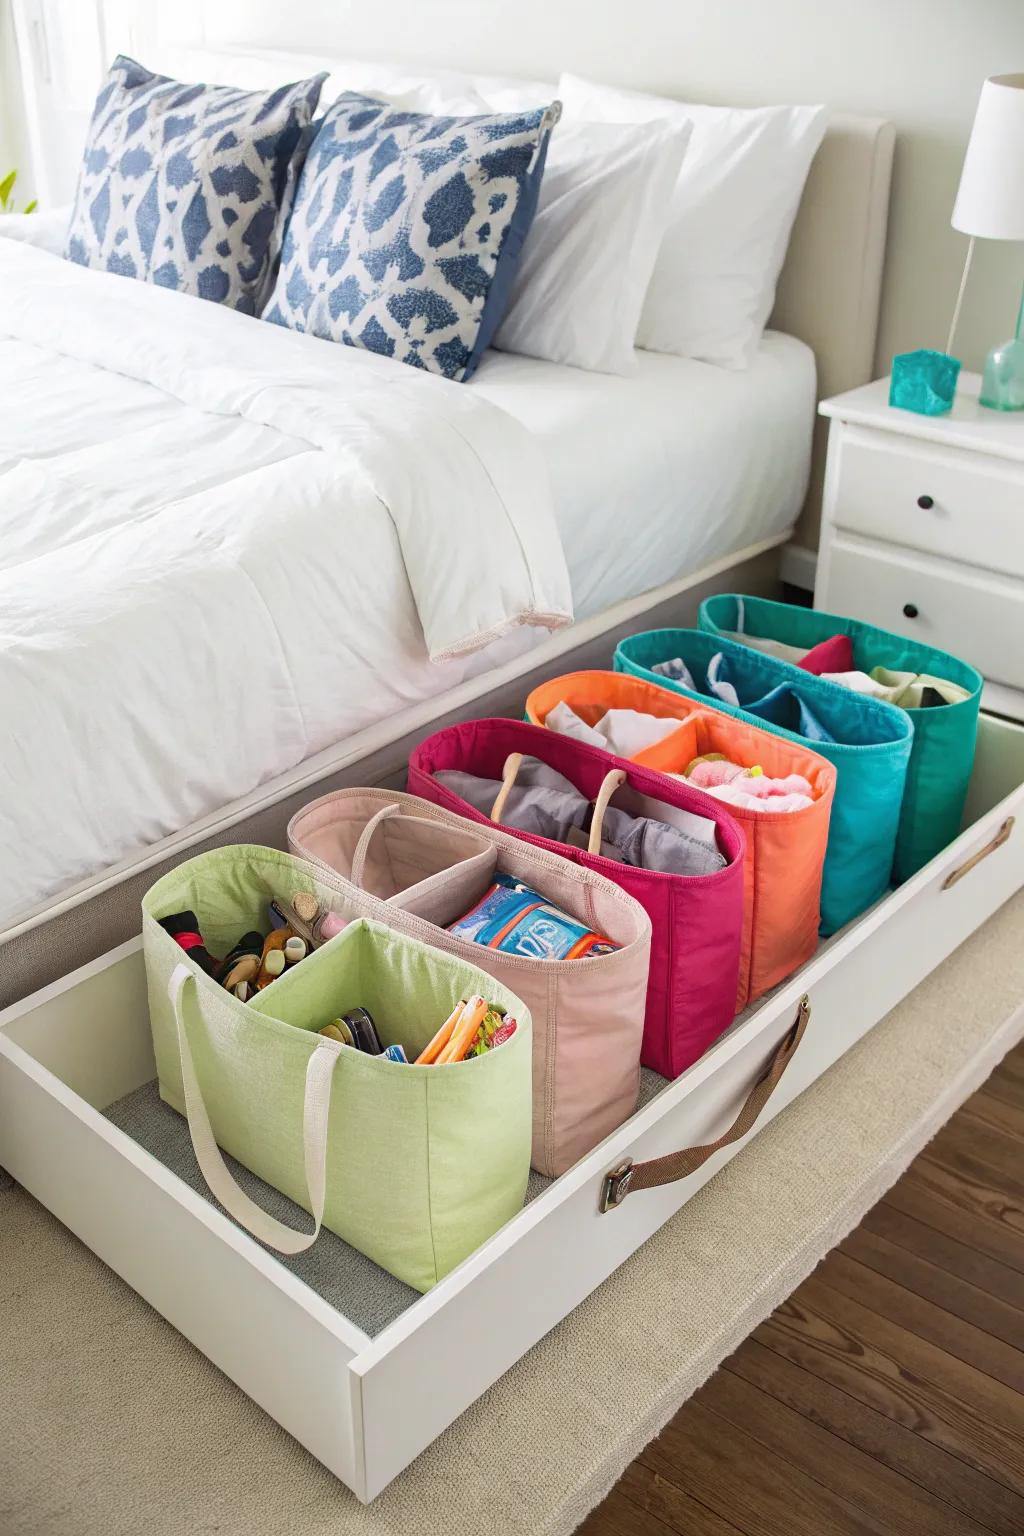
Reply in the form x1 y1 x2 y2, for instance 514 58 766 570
903 603 919 619
917 494 934 509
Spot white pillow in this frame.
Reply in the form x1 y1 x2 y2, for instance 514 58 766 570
0 207 70 256
494 117 691 375
388 82 691 376
557 74 827 369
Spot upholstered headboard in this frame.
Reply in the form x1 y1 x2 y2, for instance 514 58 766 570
772 113 895 540
773 113 895 400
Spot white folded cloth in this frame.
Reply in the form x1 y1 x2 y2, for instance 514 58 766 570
546 702 686 758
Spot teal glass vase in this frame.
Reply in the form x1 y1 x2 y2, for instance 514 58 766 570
889 348 961 415
979 283 1024 412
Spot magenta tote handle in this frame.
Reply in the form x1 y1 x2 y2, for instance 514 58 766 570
490 752 627 855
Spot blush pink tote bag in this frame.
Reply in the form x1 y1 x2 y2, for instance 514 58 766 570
288 786 652 1178
407 719 746 1081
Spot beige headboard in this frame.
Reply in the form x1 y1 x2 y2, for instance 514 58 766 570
772 113 896 542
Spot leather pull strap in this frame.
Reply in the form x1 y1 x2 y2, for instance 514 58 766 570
601 995 811 1211
942 816 1014 891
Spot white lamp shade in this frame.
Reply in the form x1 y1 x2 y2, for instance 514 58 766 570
952 73 1024 240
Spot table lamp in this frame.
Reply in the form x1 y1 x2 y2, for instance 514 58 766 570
951 73 1024 410
891 72 1024 415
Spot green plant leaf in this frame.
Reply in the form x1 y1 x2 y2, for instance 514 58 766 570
0 169 16 210
23 200 37 215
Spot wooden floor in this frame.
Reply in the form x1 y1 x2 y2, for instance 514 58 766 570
579 1040 1024 1536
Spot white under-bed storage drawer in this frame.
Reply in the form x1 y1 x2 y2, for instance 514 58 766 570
2 713 1023 1502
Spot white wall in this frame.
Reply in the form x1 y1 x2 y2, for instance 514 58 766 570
167 0 1022 380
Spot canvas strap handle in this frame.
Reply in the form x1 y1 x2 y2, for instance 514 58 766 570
169 964 342 1254
588 769 627 855
490 753 524 825
490 753 626 856
600 995 811 1211
941 816 1015 891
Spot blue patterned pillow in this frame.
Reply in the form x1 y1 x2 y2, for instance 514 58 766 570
65 56 326 315
264 92 559 381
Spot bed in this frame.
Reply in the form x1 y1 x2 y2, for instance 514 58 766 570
474 335 816 619
0 63 894 1007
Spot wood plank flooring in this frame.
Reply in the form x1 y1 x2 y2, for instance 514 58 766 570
578 1040 1024 1536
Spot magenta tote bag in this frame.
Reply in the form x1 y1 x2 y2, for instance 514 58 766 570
408 719 745 1080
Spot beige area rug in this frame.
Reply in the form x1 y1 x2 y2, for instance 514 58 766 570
2 893 1023 1536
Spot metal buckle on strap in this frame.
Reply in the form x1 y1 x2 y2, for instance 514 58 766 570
600 1160 635 1213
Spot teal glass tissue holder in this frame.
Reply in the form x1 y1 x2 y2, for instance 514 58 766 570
889 349 961 415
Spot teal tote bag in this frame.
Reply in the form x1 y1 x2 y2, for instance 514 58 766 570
613 628 912 935
698 595 983 883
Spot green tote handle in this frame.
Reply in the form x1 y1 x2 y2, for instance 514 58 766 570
169 963 343 1254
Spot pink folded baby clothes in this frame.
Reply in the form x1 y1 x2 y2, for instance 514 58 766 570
683 755 815 813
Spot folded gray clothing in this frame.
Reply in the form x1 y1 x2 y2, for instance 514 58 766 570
434 764 589 840
599 805 726 875
434 762 726 877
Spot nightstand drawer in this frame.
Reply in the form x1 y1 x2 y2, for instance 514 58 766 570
832 430 1024 579
823 538 1024 689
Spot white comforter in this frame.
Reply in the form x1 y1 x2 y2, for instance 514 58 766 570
0 239 572 924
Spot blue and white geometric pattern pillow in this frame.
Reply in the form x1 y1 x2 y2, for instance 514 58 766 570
65 56 326 315
264 92 560 381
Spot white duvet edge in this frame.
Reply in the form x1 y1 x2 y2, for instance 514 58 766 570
431 605 573 662
0 238 574 662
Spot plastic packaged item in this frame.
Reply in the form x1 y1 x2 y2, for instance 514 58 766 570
447 872 619 960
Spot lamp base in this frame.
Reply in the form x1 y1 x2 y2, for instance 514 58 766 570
889 349 961 415
979 336 1024 411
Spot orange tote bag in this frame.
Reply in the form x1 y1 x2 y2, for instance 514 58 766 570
527 672 836 1010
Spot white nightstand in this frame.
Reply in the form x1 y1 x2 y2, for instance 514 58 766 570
815 372 1024 721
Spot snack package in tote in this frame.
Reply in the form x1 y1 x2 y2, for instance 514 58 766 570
448 872 619 961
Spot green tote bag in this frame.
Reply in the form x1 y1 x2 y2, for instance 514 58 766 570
142 846 532 1292
699 595 983 882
